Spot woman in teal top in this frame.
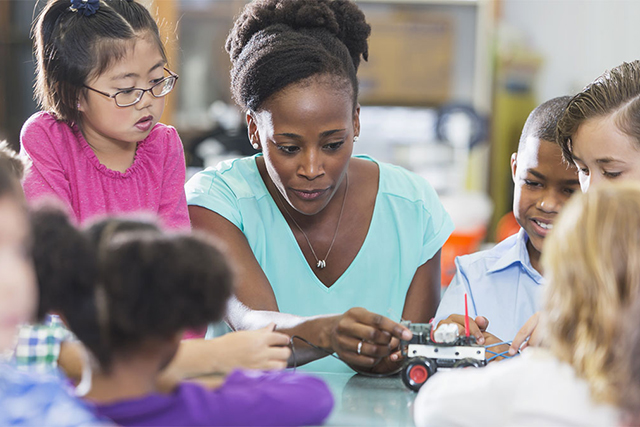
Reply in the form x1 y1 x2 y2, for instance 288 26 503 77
186 0 454 373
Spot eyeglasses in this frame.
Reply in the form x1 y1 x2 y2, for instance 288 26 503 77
84 68 179 107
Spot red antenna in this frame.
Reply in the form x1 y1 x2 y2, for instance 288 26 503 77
464 293 470 338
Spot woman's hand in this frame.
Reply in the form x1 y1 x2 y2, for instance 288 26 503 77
329 307 413 368
509 312 541 355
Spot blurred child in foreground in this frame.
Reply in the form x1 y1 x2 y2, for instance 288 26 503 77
0 151 99 425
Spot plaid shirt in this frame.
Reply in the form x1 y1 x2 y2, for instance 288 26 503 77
13 314 74 373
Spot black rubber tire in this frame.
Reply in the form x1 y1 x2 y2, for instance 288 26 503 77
453 357 483 369
401 357 437 391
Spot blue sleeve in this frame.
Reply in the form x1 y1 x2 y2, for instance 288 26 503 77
205 370 334 426
434 256 478 325
0 366 100 426
185 168 243 231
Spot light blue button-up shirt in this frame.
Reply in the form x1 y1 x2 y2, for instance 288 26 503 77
434 228 543 343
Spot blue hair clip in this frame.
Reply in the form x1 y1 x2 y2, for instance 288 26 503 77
69 0 100 16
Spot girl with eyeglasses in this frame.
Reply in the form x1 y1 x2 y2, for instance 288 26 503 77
20 0 188 230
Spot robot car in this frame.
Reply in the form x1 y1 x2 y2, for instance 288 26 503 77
399 321 489 391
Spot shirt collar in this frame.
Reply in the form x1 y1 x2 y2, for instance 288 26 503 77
486 228 543 284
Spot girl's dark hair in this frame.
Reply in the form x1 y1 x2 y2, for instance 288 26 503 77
30 208 97 322
226 0 371 112
33 216 234 370
33 0 167 123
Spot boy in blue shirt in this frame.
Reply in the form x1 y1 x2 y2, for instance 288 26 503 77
434 96 579 347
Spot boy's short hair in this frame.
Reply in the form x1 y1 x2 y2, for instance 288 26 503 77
0 140 29 181
518 96 572 153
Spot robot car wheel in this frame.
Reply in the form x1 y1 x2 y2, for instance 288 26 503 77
401 357 437 391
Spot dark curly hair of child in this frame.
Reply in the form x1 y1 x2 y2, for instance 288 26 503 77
30 208 98 322
32 214 234 371
226 0 371 112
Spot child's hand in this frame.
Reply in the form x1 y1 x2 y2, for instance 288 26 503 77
161 324 291 384
218 323 291 371
509 312 541 355
437 314 490 344
438 315 510 362
482 330 509 362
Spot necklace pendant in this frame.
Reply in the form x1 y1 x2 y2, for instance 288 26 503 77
317 259 326 269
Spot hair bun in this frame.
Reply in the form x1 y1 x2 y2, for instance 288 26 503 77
227 0 369 70
329 0 370 69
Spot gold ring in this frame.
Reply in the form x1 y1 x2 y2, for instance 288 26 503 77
357 340 364 355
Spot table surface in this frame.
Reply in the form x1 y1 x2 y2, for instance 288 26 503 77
312 372 418 426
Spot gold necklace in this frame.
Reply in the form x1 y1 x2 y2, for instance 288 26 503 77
276 174 349 269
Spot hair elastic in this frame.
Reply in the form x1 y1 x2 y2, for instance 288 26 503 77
69 0 100 16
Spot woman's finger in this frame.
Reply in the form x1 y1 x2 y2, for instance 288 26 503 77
347 308 412 341
336 320 393 346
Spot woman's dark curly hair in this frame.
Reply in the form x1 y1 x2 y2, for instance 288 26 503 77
226 0 371 112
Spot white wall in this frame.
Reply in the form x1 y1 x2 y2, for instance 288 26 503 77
502 0 640 102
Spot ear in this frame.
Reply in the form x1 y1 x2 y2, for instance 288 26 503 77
510 152 518 183
353 103 361 139
246 112 261 151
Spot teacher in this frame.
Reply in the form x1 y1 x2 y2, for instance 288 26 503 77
185 0 454 373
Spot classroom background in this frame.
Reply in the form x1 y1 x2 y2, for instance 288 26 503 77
1 0 637 286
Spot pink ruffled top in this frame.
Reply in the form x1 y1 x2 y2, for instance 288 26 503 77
20 112 189 230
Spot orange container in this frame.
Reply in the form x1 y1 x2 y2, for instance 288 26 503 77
440 226 486 287
495 211 520 243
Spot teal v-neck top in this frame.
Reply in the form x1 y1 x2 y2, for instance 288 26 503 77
185 155 454 373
